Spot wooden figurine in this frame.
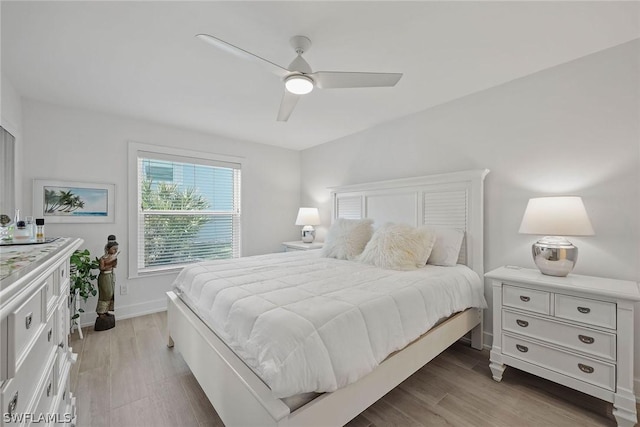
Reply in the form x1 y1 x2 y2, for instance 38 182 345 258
95 234 118 331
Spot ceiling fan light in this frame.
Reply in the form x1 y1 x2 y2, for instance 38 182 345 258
285 75 314 95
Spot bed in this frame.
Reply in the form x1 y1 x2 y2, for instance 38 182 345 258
167 168 490 426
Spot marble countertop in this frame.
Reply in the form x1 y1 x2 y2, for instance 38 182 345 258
0 237 68 281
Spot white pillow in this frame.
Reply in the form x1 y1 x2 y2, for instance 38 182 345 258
321 218 374 260
427 228 465 266
358 223 436 270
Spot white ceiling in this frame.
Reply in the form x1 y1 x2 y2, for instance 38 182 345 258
2 1 639 151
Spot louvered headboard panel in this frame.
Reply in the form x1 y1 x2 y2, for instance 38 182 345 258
423 189 468 265
329 169 489 278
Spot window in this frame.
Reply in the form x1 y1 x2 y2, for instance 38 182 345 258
129 143 241 276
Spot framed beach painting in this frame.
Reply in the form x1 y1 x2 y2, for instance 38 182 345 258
33 179 115 223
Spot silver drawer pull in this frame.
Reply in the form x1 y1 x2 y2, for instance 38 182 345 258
516 319 529 328
578 335 594 344
516 344 529 353
48 328 53 342
47 382 52 397
8 391 18 416
577 306 591 314
25 313 33 329
63 390 66 401
519 296 530 302
578 363 594 374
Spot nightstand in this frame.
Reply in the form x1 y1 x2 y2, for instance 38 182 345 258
282 241 323 252
486 266 640 427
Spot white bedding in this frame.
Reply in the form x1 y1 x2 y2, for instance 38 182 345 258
173 250 486 398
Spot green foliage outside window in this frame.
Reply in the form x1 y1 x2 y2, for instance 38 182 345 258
141 180 223 268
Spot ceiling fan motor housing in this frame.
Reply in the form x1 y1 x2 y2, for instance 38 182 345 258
290 35 312 54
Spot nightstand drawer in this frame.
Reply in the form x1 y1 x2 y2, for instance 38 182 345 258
502 310 616 360
555 294 616 329
503 334 615 391
503 285 550 315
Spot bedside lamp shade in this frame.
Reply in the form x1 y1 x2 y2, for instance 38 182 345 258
295 207 320 243
519 196 594 277
519 196 594 236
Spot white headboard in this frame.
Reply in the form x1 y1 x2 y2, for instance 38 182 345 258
329 169 490 279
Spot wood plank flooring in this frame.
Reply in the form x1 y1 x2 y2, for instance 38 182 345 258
71 312 633 426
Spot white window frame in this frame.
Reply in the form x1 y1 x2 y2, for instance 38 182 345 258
128 142 243 278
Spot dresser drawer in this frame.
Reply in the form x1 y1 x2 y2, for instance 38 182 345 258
54 375 74 426
555 294 616 329
33 358 57 421
503 284 550 315
58 260 70 296
502 310 616 361
503 334 615 391
7 288 44 373
43 272 58 318
1 315 57 425
56 297 69 381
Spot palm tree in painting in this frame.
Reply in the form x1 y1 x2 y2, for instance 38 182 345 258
44 189 87 214
44 189 63 213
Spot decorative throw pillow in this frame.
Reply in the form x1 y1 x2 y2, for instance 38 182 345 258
358 223 436 270
427 227 465 266
321 218 374 260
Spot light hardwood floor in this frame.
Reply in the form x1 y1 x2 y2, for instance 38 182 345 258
71 312 634 426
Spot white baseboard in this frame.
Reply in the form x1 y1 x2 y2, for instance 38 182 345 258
78 297 167 328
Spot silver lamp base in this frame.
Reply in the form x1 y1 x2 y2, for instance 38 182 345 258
532 236 578 277
301 225 316 243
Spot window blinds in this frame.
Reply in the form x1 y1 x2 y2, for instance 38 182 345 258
136 153 241 273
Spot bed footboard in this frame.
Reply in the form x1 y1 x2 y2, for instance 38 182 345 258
167 291 290 426
168 290 483 427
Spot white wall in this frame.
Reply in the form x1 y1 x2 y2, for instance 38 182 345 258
301 40 640 386
21 99 301 324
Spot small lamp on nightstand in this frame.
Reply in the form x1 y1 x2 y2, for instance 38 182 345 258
295 207 320 243
519 196 594 277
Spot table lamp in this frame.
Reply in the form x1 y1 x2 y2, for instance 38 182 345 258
295 207 320 243
518 196 594 277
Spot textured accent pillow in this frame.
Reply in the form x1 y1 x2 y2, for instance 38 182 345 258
427 228 465 266
358 223 436 270
321 218 374 260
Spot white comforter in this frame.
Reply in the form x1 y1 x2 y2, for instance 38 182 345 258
173 250 486 398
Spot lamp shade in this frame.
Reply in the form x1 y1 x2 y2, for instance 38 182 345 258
295 207 320 226
519 196 594 236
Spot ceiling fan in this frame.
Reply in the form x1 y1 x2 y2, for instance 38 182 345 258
196 34 403 121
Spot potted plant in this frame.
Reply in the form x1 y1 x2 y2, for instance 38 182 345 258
69 249 99 324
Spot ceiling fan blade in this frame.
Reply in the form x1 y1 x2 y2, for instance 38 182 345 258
196 34 290 78
311 72 403 89
277 90 300 122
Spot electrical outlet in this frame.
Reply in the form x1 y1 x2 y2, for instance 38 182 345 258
120 285 128 295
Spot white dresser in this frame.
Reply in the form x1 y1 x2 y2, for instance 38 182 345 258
1 237 82 426
486 266 640 427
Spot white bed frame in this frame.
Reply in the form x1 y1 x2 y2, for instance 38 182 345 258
167 169 490 427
